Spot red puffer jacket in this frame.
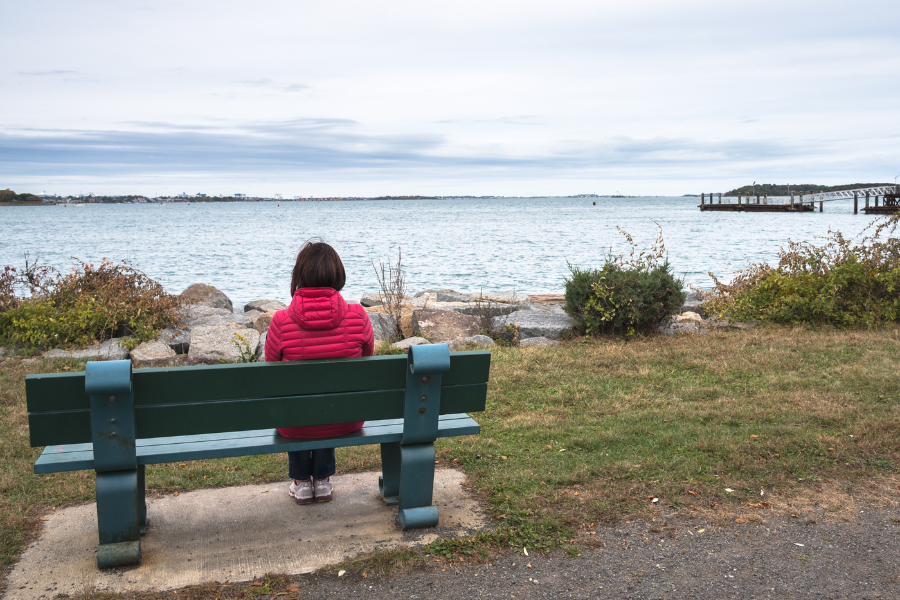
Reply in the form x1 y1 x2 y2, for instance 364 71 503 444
265 287 375 438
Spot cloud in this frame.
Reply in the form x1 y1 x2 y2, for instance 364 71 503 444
17 70 75 76
283 84 311 92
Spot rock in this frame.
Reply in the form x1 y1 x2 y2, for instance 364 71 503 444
42 338 130 361
436 291 478 303
412 309 481 343
130 340 177 368
159 327 190 354
248 310 278 334
498 310 573 340
391 336 430 350
483 290 529 304
520 336 560 347
658 322 708 337
174 354 192 367
367 304 417 338
675 311 703 323
448 335 495 350
413 289 456 298
360 292 384 307
181 304 233 327
188 325 261 364
179 283 233 312
256 331 267 361
527 294 566 306
360 292 412 307
369 312 399 342
243 299 287 313
681 292 709 318
188 312 253 330
517 303 568 315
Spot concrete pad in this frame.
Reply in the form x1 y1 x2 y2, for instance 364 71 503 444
5 469 487 600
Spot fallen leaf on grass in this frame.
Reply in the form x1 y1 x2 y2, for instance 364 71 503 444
524 547 529 556
725 488 734 493
688 491 697 495
39 517 48 521
750 435 759 439
338 570 346 577
735 519 746 524
251 582 263 587
651 498 659 503
289 588 298 592
698 529 706 533
546 445 552 449
173 492 179 497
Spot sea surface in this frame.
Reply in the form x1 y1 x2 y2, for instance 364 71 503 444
0 197 884 308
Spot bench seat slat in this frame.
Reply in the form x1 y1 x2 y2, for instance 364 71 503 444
34 414 480 474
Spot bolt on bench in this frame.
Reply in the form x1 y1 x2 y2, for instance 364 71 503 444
26 344 490 569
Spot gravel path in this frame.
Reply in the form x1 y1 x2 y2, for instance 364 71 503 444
296 509 900 599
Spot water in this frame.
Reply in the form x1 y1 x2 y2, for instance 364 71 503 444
0 197 882 308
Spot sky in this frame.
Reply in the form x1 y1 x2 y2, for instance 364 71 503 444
1 0 899 197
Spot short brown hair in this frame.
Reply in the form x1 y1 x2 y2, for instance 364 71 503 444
290 238 346 295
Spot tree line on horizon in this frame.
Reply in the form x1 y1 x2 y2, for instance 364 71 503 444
724 183 893 197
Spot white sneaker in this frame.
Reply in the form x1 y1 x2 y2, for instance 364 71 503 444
289 479 314 505
313 476 333 502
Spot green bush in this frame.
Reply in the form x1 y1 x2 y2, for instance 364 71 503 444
0 259 183 349
564 226 685 336
707 216 900 326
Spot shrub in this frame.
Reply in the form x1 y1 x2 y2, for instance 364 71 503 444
0 258 183 349
706 216 900 326
564 225 685 337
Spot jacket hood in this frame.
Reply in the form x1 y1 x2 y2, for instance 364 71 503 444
288 288 349 330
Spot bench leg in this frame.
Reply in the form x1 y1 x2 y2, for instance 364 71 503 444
378 442 401 505
96 470 142 568
397 443 439 530
138 464 147 534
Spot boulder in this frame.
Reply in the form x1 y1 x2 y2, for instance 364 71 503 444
436 291 478 303
391 336 430 350
42 338 129 361
681 292 709 318
448 335 495 350
412 309 481 343
159 327 190 354
188 312 253 330
483 290 529 304
658 322 708 337
181 305 234 327
367 304 417 338
413 289 456 298
256 331 267 361
130 340 177 368
360 292 412 307
452 302 518 317
249 310 278 334
180 283 233 312
188 325 261 364
497 310 573 340
520 336 560 347
369 312 399 342
528 294 566 306
243 299 287 313
675 311 703 323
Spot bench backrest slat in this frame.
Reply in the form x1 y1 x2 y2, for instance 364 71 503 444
27 352 490 447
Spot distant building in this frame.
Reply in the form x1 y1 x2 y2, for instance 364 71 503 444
234 193 245 198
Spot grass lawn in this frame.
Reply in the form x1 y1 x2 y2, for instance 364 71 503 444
2 325 900 577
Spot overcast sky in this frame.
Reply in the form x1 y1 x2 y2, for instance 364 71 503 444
1 0 898 196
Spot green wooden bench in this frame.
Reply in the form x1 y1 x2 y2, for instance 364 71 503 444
26 344 490 569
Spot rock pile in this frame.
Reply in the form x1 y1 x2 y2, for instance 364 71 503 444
27 285 753 366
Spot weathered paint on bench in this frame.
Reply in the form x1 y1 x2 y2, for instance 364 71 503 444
26 345 490 569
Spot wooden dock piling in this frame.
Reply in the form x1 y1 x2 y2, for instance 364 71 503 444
854 192 858 214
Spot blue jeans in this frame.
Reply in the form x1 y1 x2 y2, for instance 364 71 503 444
288 448 336 481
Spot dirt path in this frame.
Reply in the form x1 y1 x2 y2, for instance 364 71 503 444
296 509 899 599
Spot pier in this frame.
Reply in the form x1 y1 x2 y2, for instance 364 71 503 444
699 186 898 214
